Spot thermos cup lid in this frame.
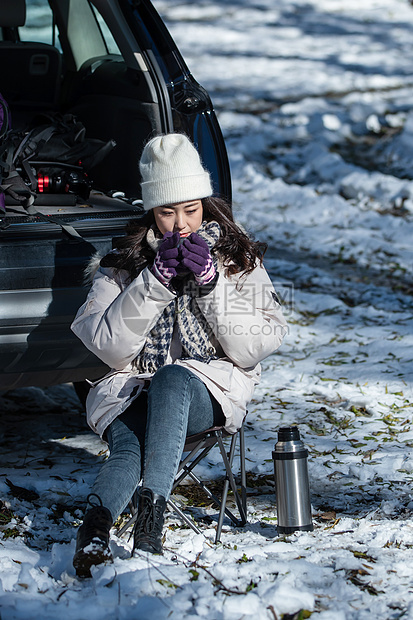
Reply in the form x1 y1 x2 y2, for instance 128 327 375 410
278 426 300 442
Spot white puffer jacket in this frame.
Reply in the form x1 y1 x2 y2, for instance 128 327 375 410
71 259 287 437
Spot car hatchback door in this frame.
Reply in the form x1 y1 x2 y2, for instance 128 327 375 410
49 0 231 200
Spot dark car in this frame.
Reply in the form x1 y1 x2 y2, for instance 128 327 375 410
0 0 231 392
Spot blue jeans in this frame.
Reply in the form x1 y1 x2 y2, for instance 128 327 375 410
89 365 224 521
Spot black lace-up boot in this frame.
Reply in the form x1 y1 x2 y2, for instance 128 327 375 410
132 488 167 555
73 501 113 578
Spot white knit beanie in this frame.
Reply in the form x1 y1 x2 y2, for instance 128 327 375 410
139 133 213 210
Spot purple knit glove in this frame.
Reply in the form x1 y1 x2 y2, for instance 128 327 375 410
180 233 216 285
152 231 180 286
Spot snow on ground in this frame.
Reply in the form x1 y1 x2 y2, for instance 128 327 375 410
1 0 413 618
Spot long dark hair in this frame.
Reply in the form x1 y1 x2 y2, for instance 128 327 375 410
108 196 266 280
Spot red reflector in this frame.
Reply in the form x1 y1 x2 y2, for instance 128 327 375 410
44 176 50 190
38 175 44 193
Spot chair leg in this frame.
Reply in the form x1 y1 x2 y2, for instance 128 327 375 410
239 424 247 519
215 476 231 543
172 444 216 491
185 468 239 525
167 498 203 535
115 489 139 538
215 430 247 543
116 511 138 538
220 432 247 522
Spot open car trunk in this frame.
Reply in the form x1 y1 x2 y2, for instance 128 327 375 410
0 0 231 391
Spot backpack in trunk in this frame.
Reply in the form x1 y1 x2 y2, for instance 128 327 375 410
0 106 116 211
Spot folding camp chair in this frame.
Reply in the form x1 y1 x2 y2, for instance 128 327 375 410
116 423 247 544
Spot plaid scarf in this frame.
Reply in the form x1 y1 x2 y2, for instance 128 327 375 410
134 220 221 374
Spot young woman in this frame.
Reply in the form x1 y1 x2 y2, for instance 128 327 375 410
71 133 287 577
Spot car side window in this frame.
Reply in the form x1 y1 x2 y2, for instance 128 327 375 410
20 0 62 51
21 0 120 71
18 0 121 62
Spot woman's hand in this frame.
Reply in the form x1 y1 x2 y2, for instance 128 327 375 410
180 233 216 285
152 231 180 286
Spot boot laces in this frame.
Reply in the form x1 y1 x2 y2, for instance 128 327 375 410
81 506 111 542
137 499 157 536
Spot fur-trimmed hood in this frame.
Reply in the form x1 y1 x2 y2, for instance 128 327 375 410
83 251 105 285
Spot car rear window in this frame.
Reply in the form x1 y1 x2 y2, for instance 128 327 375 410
89 3 121 56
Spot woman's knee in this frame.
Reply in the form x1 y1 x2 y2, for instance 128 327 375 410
107 418 141 456
149 364 195 392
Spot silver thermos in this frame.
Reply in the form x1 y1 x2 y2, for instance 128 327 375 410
272 426 313 534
